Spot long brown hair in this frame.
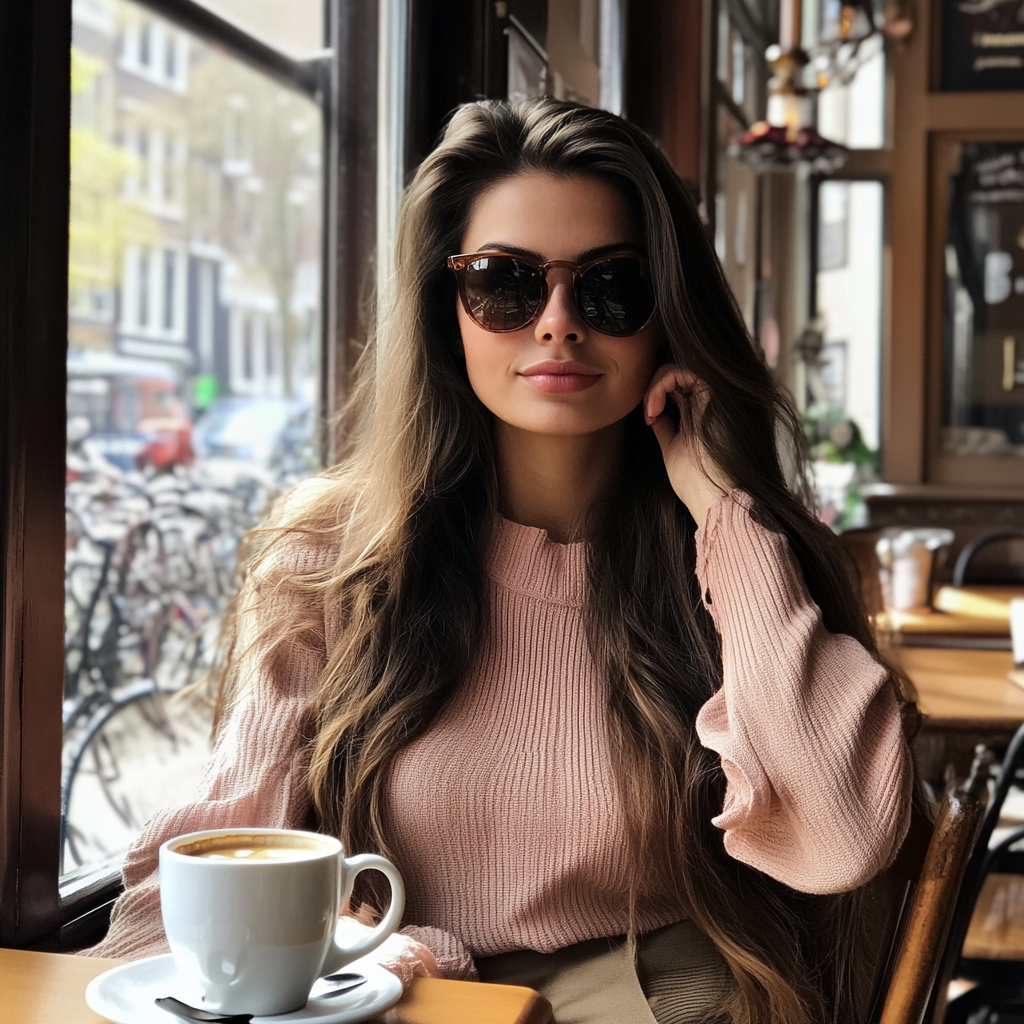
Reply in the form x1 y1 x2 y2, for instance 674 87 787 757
219 99 912 1023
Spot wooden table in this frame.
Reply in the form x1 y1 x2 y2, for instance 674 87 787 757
888 646 1024 729
0 948 552 1024
881 585 1024 638
886 644 1024 793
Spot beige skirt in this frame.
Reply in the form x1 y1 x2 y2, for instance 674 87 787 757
475 920 734 1024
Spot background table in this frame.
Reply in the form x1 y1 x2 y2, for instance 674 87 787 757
886 645 1024 787
0 948 552 1024
888 647 1024 729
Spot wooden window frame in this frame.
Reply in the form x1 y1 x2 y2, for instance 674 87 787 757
0 0 379 949
1 0 72 951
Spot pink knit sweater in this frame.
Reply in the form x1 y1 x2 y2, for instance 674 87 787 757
88 490 912 980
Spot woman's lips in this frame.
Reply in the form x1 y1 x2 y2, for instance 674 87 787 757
518 360 603 394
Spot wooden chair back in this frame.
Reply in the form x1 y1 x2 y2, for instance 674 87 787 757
837 528 885 621
875 750 992 1024
933 722 1024 1022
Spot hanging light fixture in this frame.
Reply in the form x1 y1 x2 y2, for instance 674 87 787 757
734 0 849 173
812 0 881 90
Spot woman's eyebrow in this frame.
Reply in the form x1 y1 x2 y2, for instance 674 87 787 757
474 241 643 262
475 242 544 260
575 242 643 262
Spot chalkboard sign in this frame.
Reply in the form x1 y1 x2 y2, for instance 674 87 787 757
942 0 1024 91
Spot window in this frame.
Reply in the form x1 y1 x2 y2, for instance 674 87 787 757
800 2 890 525
62 0 324 885
710 1 768 338
812 0 887 150
716 4 761 126
121 13 189 91
545 0 625 113
223 95 252 175
809 180 885 529
163 248 176 329
136 246 149 326
816 46 886 150
714 103 759 334
5 0 383 949
122 117 186 214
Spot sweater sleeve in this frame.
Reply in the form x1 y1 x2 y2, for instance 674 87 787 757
693 490 912 895
401 926 478 980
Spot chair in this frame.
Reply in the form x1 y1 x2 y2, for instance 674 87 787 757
871 746 993 1024
952 530 1024 586
934 723 1024 1024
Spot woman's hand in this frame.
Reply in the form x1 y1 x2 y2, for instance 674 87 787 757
644 364 734 530
337 913 439 985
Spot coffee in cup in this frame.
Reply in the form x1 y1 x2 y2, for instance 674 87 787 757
179 833 325 861
160 827 405 1016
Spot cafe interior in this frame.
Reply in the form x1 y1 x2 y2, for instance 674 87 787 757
3 0 1024 1020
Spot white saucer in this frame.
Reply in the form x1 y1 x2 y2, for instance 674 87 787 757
85 954 403 1024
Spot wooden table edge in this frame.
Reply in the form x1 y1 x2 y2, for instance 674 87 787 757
0 947 553 1024
388 975 552 1024
919 715 1024 732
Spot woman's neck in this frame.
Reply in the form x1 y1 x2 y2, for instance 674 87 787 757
496 421 624 543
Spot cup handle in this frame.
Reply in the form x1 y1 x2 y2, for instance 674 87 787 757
321 853 406 973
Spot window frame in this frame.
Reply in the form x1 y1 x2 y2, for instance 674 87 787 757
1 0 380 949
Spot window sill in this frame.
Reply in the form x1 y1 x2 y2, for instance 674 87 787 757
58 856 124 953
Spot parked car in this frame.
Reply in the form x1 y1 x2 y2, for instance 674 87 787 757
192 396 315 480
66 352 194 472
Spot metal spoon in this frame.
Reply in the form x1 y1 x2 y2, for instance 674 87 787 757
155 978 367 1022
154 996 253 1023
320 978 368 999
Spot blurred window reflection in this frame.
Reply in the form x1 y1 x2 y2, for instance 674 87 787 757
815 0 886 151
199 0 324 57
63 0 322 877
715 104 759 336
717 7 760 125
809 180 884 529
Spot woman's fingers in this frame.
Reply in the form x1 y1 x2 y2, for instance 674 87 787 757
650 409 677 453
643 364 699 424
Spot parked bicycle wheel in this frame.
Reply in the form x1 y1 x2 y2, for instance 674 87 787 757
61 680 214 873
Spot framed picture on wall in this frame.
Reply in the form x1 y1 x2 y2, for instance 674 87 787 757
928 134 1024 484
941 0 1024 91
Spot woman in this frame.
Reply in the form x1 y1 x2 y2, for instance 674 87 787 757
91 99 914 1024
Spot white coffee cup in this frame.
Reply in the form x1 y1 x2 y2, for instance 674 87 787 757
1011 598 1024 667
159 827 405 1016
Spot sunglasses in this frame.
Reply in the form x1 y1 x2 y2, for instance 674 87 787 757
447 251 656 337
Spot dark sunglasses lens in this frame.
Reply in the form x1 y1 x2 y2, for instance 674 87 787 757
462 256 544 331
577 258 655 335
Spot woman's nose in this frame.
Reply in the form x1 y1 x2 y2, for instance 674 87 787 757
534 276 586 345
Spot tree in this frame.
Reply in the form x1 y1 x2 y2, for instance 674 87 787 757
69 45 158 343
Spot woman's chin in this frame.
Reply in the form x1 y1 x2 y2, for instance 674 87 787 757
496 412 629 438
